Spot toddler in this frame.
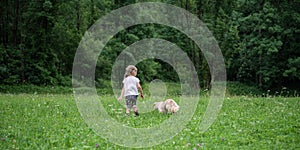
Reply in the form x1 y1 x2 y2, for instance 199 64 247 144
118 65 144 116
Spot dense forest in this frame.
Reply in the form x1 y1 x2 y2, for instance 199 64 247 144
1 0 299 90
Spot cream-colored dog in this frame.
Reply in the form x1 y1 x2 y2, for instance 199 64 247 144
153 99 179 114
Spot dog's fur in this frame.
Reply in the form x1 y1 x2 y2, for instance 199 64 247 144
153 99 179 114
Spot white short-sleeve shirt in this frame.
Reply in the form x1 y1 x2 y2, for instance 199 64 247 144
123 76 140 96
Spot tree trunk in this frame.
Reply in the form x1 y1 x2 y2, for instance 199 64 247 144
89 0 95 27
20 5 25 83
258 27 263 88
196 0 203 20
13 0 19 48
76 0 81 32
0 0 9 47
258 0 264 88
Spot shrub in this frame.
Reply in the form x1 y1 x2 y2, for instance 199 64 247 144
226 82 263 96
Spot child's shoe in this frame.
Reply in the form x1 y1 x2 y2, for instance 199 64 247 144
134 111 139 116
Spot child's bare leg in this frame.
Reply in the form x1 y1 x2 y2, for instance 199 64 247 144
133 105 139 116
126 108 130 114
133 105 138 112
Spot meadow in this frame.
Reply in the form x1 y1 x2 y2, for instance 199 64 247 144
0 88 299 149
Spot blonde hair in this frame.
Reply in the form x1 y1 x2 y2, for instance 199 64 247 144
124 65 137 78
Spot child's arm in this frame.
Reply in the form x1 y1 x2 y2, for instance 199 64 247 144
137 82 144 99
118 85 124 101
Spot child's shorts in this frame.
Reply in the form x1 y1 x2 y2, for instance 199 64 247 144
125 95 138 109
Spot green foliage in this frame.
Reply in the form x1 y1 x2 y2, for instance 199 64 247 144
283 57 300 80
0 0 299 91
136 59 162 82
236 0 300 89
226 82 263 96
142 82 182 97
0 85 72 94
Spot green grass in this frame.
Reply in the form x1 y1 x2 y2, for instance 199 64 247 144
0 93 299 149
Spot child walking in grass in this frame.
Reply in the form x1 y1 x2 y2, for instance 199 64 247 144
118 65 144 116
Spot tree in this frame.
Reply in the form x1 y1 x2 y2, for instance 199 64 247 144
236 0 300 89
